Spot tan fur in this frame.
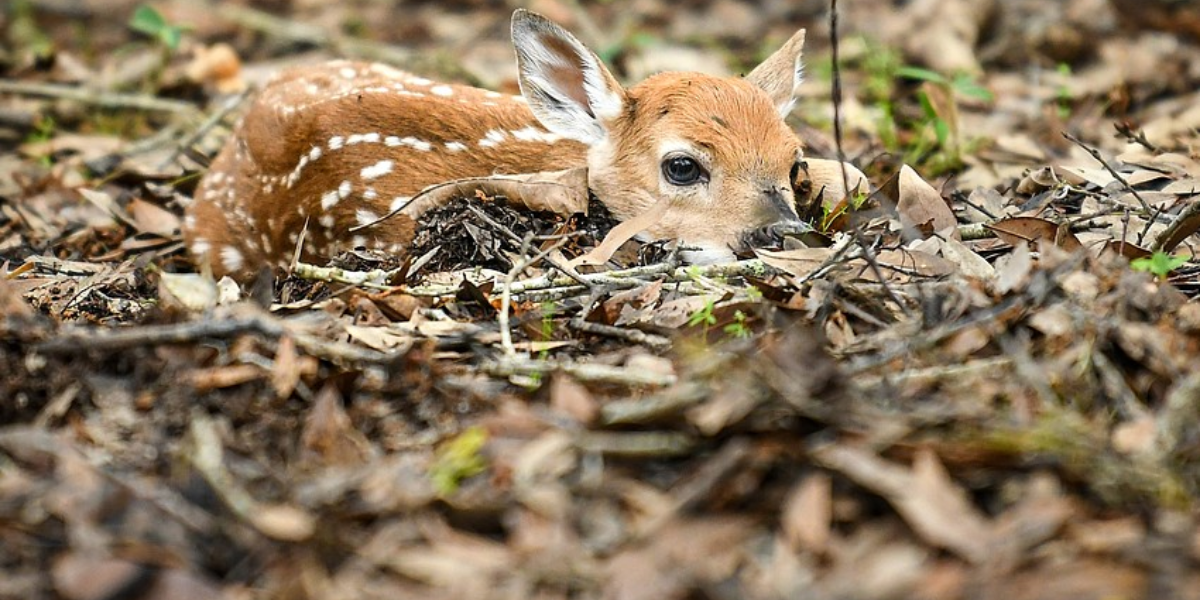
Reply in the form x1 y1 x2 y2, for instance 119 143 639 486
185 11 809 280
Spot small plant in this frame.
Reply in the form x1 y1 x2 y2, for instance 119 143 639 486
24 115 57 167
891 66 993 176
129 5 186 51
686 299 718 341
1055 63 1074 120
429 426 489 496
1131 252 1188 280
723 310 752 339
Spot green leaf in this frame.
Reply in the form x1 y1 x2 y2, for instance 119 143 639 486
129 4 166 36
952 74 995 102
895 66 949 85
429 426 489 496
1130 251 1189 279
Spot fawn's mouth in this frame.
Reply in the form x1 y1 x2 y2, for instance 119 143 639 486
739 220 816 251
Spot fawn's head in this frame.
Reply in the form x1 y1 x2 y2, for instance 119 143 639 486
512 9 808 261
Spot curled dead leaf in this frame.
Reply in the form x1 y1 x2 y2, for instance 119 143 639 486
986 216 1083 252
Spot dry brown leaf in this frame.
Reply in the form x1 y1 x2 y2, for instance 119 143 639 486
250 503 317 542
128 197 181 237
344 324 415 351
987 216 1083 252
936 237 994 280
875 248 958 278
271 334 301 400
158 272 218 313
995 241 1033 294
799 157 870 210
894 165 958 240
781 473 832 554
549 373 598 424
813 444 993 563
301 385 375 468
570 195 669 268
755 247 834 280
53 554 226 600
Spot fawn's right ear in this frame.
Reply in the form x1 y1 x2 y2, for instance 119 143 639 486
511 9 626 145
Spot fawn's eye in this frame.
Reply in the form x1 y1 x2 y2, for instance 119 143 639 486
662 156 708 186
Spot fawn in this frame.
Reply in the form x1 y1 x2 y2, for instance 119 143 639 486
184 9 818 281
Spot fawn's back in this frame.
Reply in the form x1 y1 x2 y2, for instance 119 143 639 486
185 10 809 280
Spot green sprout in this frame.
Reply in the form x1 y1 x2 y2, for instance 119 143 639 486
722 310 752 339
129 5 186 51
429 426 489 496
1130 252 1188 280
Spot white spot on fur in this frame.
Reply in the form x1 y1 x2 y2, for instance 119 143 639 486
430 84 453 97
319 214 336 229
220 246 244 272
183 214 196 230
511 125 562 143
355 208 379 228
363 187 378 200
445 141 467 153
478 129 508 148
329 136 344 150
321 190 340 210
385 136 402 147
361 160 393 180
407 76 432 86
362 132 381 144
485 91 502 98
389 196 411 212
340 67 357 79
191 238 210 257
351 235 367 248
338 180 352 199
309 146 322 161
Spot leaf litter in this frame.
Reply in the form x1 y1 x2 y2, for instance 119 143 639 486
5 0 1200 599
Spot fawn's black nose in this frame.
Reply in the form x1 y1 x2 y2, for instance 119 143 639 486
744 220 813 249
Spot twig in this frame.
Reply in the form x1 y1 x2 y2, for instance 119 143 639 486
568 317 671 350
34 309 394 365
292 261 396 289
163 88 252 169
1062 131 1151 214
0 80 199 114
483 355 677 387
1151 199 1200 252
499 236 572 355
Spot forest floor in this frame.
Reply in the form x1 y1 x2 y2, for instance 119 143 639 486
5 0 1200 598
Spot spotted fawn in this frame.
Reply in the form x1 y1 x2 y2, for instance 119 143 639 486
184 9 812 280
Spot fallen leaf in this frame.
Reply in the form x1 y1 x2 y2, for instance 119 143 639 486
893 165 958 240
781 473 832 553
813 444 993 562
301 385 376 468
987 216 1083 252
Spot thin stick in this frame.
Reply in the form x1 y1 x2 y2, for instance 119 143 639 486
164 88 252 168
1062 131 1151 214
0 80 199 114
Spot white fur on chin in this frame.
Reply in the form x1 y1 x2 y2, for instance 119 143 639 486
680 245 737 265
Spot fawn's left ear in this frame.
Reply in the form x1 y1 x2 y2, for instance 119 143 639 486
745 29 806 117
511 9 627 145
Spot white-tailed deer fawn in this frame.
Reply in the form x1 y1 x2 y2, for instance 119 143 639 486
185 9 815 280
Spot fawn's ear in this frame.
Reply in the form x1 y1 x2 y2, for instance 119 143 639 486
746 28 806 117
511 9 626 145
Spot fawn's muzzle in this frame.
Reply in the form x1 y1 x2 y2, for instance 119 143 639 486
743 220 814 249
